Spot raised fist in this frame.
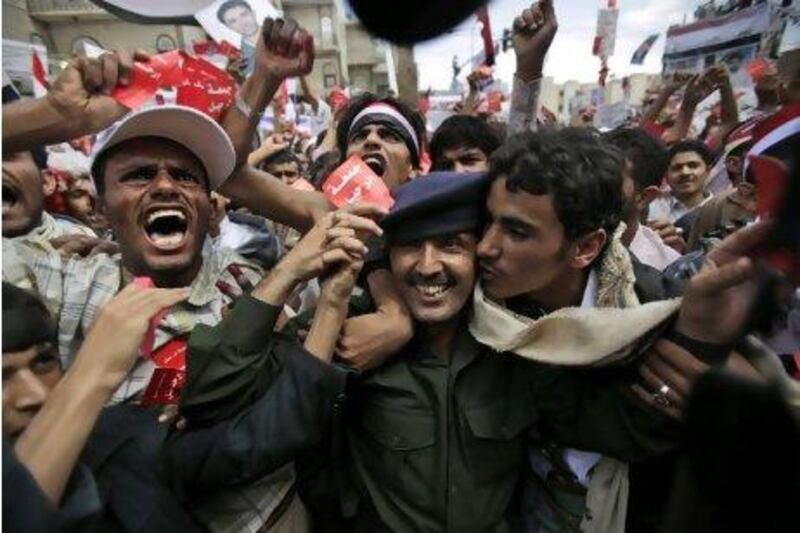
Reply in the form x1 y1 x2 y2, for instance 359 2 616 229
254 18 315 81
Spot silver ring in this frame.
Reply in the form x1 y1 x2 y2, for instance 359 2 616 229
653 384 672 408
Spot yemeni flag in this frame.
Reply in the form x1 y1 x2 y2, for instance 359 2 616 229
631 34 659 65
477 6 495 67
31 50 49 98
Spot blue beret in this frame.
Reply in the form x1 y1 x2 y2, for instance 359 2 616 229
382 171 490 244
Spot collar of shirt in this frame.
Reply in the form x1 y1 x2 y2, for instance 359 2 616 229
579 269 599 309
667 190 712 217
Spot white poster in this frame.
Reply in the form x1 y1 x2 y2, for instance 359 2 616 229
595 8 619 58
195 0 281 74
779 16 800 54
664 3 770 56
2 39 48 97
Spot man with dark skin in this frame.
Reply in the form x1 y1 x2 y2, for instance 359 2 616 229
430 115 501 173
183 163 769 531
3 151 50 238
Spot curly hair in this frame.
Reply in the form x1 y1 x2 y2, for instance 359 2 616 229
488 128 625 241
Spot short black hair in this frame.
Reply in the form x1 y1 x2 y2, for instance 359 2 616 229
336 93 426 168
308 150 341 189
489 128 625 241
668 139 713 168
217 0 252 24
91 137 210 197
430 115 501 170
3 282 56 354
261 148 301 170
604 127 668 190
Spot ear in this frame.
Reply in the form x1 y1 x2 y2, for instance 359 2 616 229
569 229 607 270
41 170 57 196
636 186 661 210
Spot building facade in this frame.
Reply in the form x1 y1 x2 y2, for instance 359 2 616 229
3 0 396 96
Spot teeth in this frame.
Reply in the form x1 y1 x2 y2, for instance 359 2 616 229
417 284 448 297
147 209 186 225
150 232 184 247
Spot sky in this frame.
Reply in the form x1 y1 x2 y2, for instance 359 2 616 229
414 0 699 89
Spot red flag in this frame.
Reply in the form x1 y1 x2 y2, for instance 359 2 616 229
31 50 49 97
477 6 495 67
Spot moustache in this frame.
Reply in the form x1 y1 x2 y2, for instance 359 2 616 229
406 270 454 287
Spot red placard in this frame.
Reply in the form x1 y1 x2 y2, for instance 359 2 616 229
177 54 236 120
141 337 188 406
141 368 185 407
322 155 394 210
111 50 235 118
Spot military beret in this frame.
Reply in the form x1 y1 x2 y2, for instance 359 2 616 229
382 171 490 245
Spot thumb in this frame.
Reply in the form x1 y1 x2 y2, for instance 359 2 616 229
542 0 556 20
135 288 190 319
692 257 754 296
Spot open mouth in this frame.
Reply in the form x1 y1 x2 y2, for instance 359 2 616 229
413 281 453 302
2 184 18 213
362 153 387 177
143 208 188 250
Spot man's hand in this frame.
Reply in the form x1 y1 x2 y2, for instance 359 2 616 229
337 306 414 371
50 235 120 259
253 203 385 306
632 339 710 419
705 64 731 91
72 284 189 391
648 220 687 254
675 221 771 344
248 133 291 166
284 203 385 282
254 18 315 81
665 72 693 93
513 0 558 82
682 69 717 109
46 50 149 134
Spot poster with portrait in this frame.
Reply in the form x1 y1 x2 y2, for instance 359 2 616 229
195 0 281 75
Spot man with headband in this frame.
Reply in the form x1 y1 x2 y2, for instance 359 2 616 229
335 94 426 190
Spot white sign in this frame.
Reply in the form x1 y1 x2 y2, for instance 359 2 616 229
2 39 48 97
664 3 770 56
195 1 280 49
779 16 800 54
595 8 619 58
593 101 628 130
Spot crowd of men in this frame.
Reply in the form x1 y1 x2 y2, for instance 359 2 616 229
2 1 799 532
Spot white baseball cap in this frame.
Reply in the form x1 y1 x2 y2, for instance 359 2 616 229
91 105 236 190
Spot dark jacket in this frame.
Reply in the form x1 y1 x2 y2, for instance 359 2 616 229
4 297 348 532
182 261 693 533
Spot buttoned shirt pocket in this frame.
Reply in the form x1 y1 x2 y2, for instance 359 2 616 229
356 404 438 510
463 399 533 483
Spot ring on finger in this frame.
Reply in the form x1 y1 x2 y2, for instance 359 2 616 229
652 383 672 408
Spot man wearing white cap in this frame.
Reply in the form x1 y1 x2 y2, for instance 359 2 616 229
3 18 323 530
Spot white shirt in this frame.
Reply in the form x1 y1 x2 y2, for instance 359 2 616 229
629 224 681 272
648 191 712 224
